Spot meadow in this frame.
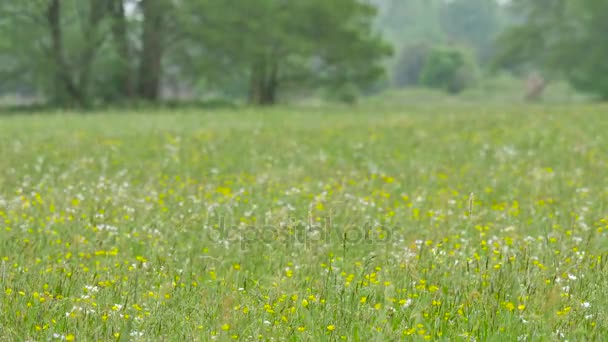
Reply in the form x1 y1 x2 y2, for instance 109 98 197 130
0 104 606 341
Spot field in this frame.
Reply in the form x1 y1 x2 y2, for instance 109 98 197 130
0 105 607 341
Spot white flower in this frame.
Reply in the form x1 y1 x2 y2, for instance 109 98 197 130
84 285 99 293
581 302 591 308
130 331 144 337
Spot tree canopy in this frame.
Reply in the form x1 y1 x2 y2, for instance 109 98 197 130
0 0 390 106
496 0 608 99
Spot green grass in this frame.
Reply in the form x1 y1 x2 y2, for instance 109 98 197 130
0 105 607 341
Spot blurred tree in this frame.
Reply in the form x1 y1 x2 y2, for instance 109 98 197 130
109 0 135 99
0 0 176 105
440 0 503 64
496 0 608 100
0 0 110 106
393 41 432 87
138 0 175 100
180 0 391 105
420 46 477 94
373 0 444 47
1 0 390 107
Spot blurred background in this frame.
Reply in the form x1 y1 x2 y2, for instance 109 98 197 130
0 0 606 109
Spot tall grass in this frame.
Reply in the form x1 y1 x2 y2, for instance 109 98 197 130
0 105 606 340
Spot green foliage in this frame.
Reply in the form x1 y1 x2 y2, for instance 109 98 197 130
440 0 503 64
374 0 445 47
0 0 390 107
179 0 391 104
326 82 360 104
0 0 126 106
420 47 477 94
496 0 608 100
374 0 508 68
392 41 432 87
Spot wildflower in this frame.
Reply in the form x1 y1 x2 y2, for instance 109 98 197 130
327 325 336 332
399 298 412 307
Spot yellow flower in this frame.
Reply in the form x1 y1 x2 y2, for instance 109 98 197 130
66 334 75 342
221 324 230 331
327 325 336 332
518 304 526 311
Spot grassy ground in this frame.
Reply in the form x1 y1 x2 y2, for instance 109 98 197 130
0 105 606 341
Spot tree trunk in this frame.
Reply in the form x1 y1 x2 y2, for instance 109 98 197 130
46 0 82 105
248 58 279 105
77 0 107 105
110 0 135 98
138 0 165 101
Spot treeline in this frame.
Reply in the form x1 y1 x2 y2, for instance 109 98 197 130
0 0 390 107
376 0 608 101
2 0 608 107
374 0 508 93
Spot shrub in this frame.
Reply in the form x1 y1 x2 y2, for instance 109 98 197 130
420 47 478 94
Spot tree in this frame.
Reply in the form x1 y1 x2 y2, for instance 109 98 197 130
393 41 432 87
495 0 608 100
440 0 502 64
48 0 108 106
109 0 135 99
1 0 390 107
138 0 173 100
180 0 391 105
420 46 478 94
373 0 444 47
0 0 113 106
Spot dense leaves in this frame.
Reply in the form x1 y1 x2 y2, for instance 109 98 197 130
496 0 608 100
420 47 477 94
0 0 390 106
